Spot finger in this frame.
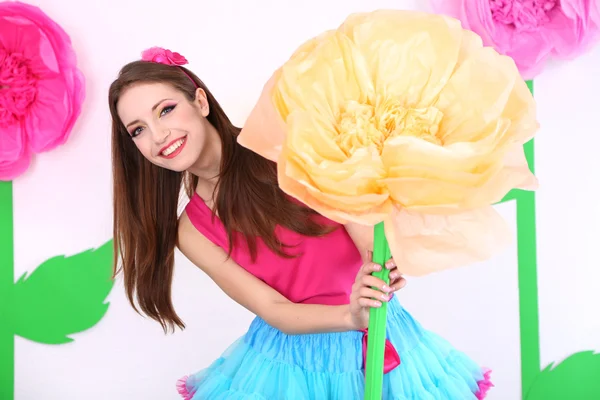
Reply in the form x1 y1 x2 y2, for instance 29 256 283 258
356 261 382 281
389 269 403 281
389 270 405 287
390 277 407 291
359 286 392 302
360 275 393 293
384 257 396 270
358 297 382 308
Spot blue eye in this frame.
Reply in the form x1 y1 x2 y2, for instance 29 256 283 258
160 105 176 116
131 126 144 137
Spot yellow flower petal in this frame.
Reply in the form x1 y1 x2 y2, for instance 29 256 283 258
278 150 391 225
435 47 520 145
275 30 373 122
339 10 464 107
286 110 347 164
381 135 525 209
382 135 501 174
280 111 391 221
497 77 540 145
455 28 484 66
480 144 539 193
384 206 512 276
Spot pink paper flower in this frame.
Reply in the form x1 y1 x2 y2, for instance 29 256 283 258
593 0 600 25
141 47 188 66
561 0 600 24
429 0 600 79
0 1 85 180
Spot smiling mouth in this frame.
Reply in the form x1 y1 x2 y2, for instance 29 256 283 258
160 137 187 158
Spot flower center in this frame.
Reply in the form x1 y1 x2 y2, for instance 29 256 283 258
490 0 557 31
0 48 38 126
334 96 443 156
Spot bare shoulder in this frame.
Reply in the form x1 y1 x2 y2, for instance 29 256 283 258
177 209 195 244
344 222 373 261
176 210 196 254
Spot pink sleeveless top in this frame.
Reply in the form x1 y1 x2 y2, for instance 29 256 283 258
185 193 363 306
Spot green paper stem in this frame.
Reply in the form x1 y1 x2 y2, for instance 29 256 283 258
517 80 541 396
517 160 540 397
364 221 392 399
0 180 14 400
497 79 539 397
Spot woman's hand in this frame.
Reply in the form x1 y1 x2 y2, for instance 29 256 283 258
349 252 406 330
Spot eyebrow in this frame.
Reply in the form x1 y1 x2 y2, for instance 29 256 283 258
125 98 173 128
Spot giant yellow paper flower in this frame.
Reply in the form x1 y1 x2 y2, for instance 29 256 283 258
238 10 539 275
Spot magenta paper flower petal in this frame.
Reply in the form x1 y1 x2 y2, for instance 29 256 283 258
502 29 553 78
561 0 600 27
543 7 592 58
560 0 600 53
0 121 31 181
24 76 70 152
0 1 85 180
592 0 600 25
560 0 586 21
0 152 31 181
0 117 24 162
429 0 600 79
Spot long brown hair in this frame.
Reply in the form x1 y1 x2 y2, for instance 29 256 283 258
109 61 333 333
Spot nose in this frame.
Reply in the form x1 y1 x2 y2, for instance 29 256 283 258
153 127 171 145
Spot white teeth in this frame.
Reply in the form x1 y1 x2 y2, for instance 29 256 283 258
162 138 185 156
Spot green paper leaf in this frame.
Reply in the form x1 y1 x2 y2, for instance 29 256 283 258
526 351 600 399
10 240 114 344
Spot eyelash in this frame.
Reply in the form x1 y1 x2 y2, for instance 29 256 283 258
130 104 176 138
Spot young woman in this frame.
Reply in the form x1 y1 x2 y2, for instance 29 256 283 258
108 47 492 399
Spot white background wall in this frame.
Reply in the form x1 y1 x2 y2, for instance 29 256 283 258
11 0 600 399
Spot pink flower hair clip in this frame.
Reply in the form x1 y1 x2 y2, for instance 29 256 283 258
140 46 198 88
141 46 189 66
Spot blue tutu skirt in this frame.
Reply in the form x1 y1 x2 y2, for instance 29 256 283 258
177 297 492 399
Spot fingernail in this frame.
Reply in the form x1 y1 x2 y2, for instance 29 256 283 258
382 285 391 293
389 273 397 280
374 264 382 271
385 261 394 269
381 293 390 301
372 301 382 307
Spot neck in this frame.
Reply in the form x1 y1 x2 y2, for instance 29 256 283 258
187 122 222 199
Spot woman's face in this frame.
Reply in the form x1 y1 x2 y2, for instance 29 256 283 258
117 82 212 172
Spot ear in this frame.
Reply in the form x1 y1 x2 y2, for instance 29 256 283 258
195 88 210 117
